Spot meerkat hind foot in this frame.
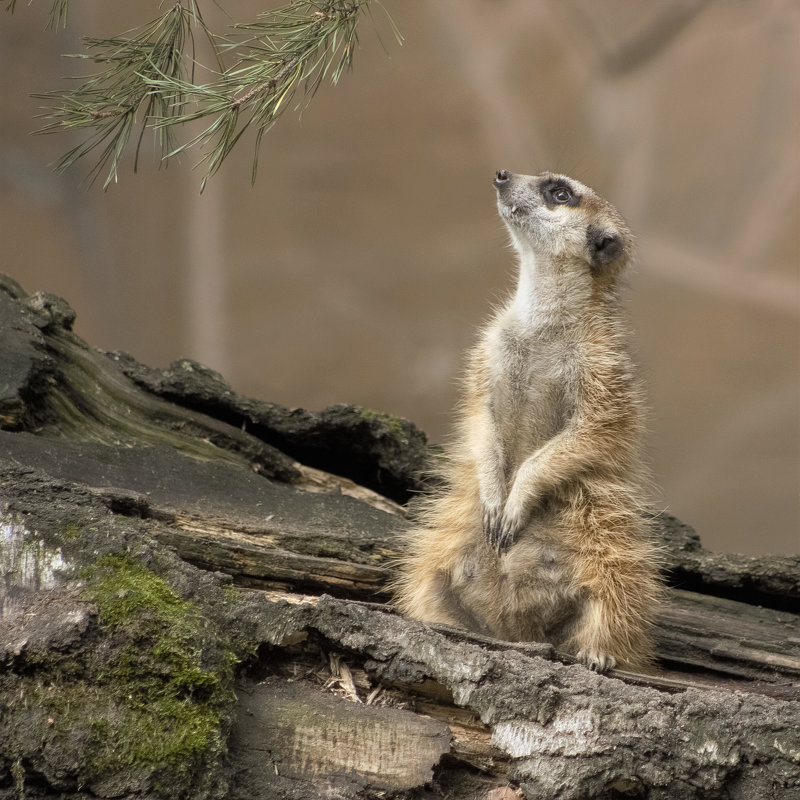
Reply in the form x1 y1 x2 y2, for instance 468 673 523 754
576 649 616 673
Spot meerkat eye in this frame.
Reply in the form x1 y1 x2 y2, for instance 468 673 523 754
552 186 572 204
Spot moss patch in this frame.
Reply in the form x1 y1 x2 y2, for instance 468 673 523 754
62 523 82 541
359 407 412 441
79 554 237 780
0 554 238 797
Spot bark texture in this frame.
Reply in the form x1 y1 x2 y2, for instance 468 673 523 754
1 275 798 800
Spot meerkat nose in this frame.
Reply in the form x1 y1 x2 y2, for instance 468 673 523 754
494 169 510 186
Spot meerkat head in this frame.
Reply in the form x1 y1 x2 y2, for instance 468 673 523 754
493 170 633 277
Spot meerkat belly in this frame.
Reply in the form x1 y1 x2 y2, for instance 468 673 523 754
450 518 584 643
498 530 583 642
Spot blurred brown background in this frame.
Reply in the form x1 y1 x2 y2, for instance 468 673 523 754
1 1 798 554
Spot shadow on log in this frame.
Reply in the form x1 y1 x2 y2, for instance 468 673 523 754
0 275 798 800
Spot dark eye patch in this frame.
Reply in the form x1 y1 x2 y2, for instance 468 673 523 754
540 179 580 208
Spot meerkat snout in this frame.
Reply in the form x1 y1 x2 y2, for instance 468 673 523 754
494 169 511 186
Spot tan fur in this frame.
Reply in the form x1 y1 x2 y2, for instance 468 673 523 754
392 171 663 671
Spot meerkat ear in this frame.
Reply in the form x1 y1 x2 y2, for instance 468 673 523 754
587 225 623 269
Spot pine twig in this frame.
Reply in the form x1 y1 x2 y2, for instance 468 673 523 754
29 0 403 190
33 3 212 189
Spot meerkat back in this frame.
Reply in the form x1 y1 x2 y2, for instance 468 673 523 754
392 170 663 672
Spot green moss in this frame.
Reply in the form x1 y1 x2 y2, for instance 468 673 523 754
88 694 221 771
74 554 237 788
84 553 190 628
63 523 82 541
359 407 409 440
222 582 241 605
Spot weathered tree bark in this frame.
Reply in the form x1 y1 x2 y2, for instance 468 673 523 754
1 275 798 800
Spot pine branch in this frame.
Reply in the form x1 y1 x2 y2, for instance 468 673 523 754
28 1 402 190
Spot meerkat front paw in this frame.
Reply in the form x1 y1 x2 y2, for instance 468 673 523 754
483 501 517 551
484 505 526 552
488 490 531 551
494 512 521 551
576 649 616 673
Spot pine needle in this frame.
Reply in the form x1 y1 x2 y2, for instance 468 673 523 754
5 0 69 29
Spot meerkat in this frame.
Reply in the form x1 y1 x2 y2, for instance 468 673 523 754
393 169 663 672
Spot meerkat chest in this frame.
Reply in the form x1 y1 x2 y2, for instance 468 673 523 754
487 325 578 437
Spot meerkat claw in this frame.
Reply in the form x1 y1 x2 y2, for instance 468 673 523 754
493 515 520 552
481 506 502 548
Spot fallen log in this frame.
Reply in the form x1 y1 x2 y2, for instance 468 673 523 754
1 275 798 799
232 589 800 800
